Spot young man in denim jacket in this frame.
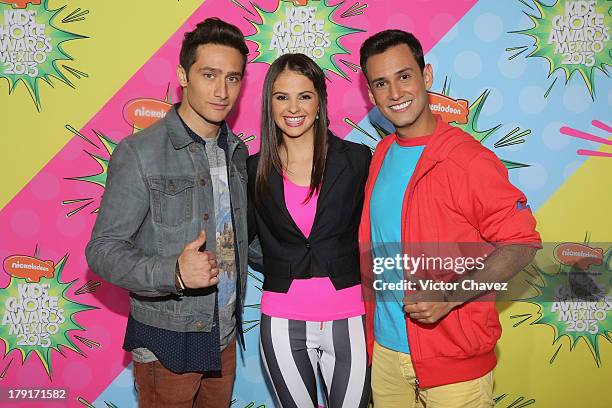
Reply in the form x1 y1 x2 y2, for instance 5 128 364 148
86 18 250 407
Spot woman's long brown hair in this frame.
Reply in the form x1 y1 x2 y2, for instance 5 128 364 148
255 53 329 204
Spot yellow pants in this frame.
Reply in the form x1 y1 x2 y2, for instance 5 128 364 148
371 341 494 408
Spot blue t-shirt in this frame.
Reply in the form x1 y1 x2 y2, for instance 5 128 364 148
370 137 427 353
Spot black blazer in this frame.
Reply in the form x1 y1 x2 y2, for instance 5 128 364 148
247 134 372 293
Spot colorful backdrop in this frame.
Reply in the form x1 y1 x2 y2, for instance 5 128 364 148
0 0 610 406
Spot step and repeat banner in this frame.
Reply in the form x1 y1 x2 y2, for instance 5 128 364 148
0 0 610 406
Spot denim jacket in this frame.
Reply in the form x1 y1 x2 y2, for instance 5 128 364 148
85 106 249 333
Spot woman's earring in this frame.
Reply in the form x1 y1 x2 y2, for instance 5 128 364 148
316 113 319 120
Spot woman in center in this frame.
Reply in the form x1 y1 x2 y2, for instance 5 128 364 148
247 53 371 407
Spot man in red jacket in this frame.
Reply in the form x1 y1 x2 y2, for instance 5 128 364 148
358 30 541 407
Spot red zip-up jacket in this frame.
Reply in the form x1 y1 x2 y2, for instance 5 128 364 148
358 117 541 388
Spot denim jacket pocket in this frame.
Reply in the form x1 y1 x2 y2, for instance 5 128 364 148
149 176 194 227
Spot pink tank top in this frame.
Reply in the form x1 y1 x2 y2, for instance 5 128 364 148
260 175 365 321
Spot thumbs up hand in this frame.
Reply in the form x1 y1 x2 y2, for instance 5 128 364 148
177 230 219 288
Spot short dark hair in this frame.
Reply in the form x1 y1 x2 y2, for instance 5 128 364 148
179 17 249 74
359 29 425 77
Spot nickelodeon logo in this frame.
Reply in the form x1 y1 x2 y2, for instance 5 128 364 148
428 92 469 124
123 98 172 130
0 0 41 8
554 243 604 270
3 255 55 282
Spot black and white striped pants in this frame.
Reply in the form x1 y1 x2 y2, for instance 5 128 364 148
260 314 371 408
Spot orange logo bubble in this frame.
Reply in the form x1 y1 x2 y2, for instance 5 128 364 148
0 0 41 8
554 243 604 270
3 255 55 282
428 92 470 124
123 98 172 130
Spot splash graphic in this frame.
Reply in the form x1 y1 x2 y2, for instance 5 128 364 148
62 126 117 217
0 0 89 110
345 78 531 169
0 250 95 376
494 393 536 408
561 119 612 158
242 269 264 335
78 397 119 408
515 239 612 366
243 0 363 78
63 88 257 217
230 398 267 408
508 0 611 99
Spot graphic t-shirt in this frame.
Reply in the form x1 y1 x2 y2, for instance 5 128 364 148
205 135 237 349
